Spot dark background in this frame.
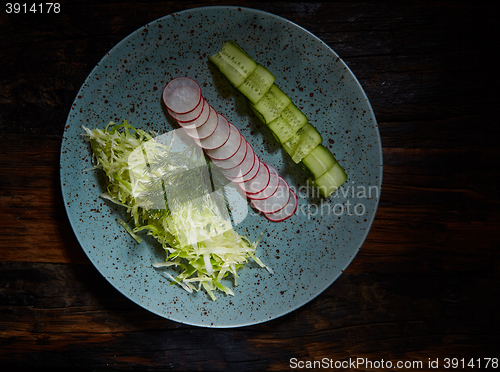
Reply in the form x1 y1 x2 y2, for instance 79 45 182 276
1 1 499 371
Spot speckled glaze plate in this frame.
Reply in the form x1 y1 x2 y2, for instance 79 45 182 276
60 6 382 327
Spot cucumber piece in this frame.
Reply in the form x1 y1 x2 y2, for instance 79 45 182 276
280 102 308 132
209 41 257 88
313 163 348 198
283 123 322 163
267 116 297 144
250 84 292 124
265 101 309 144
282 131 301 157
239 64 275 104
226 40 252 57
301 145 338 179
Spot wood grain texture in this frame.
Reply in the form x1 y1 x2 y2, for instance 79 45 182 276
1 1 499 371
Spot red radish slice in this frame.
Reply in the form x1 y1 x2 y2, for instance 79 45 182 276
221 142 255 178
198 113 230 150
168 97 205 123
226 153 260 183
239 161 271 194
183 106 218 140
205 123 242 160
251 177 290 214
210 135 248 170
246 164 280 200
180 99 211 129
264 188 298 222
163 77 202 114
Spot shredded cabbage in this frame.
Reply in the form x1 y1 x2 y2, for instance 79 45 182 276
83 121 270 300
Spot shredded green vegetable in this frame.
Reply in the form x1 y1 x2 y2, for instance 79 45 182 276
83 121 270 300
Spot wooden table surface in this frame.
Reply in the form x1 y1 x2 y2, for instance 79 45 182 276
1 1 499 371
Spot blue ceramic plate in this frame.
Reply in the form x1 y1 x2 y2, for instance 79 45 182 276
60 6 382 327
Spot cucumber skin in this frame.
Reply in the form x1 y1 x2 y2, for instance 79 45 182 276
227 40 252 58
249 105 266 124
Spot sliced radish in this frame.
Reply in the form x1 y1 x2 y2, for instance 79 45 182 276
246 164 280 200
163 77 202 115
198 113 230 150
221 142 255 178
210 135 248 170
183 106 218 140
251 177 290 214
239 161 271 194
163 77 295 223
205 123 242 160
168 97 205 123
264 188 298 222
183 99 210 128
226 153 260 183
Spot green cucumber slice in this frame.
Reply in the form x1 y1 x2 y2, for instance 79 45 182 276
250 84 291 124
239 64 275 104
313 163 348 198
265 101 309 144
267 116 296 144
279 102 308 132
301 145 338 179
283 123 322 163
209 41 257 87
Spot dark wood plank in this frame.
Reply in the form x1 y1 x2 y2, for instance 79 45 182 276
0 136 88 263
0 262 498 371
